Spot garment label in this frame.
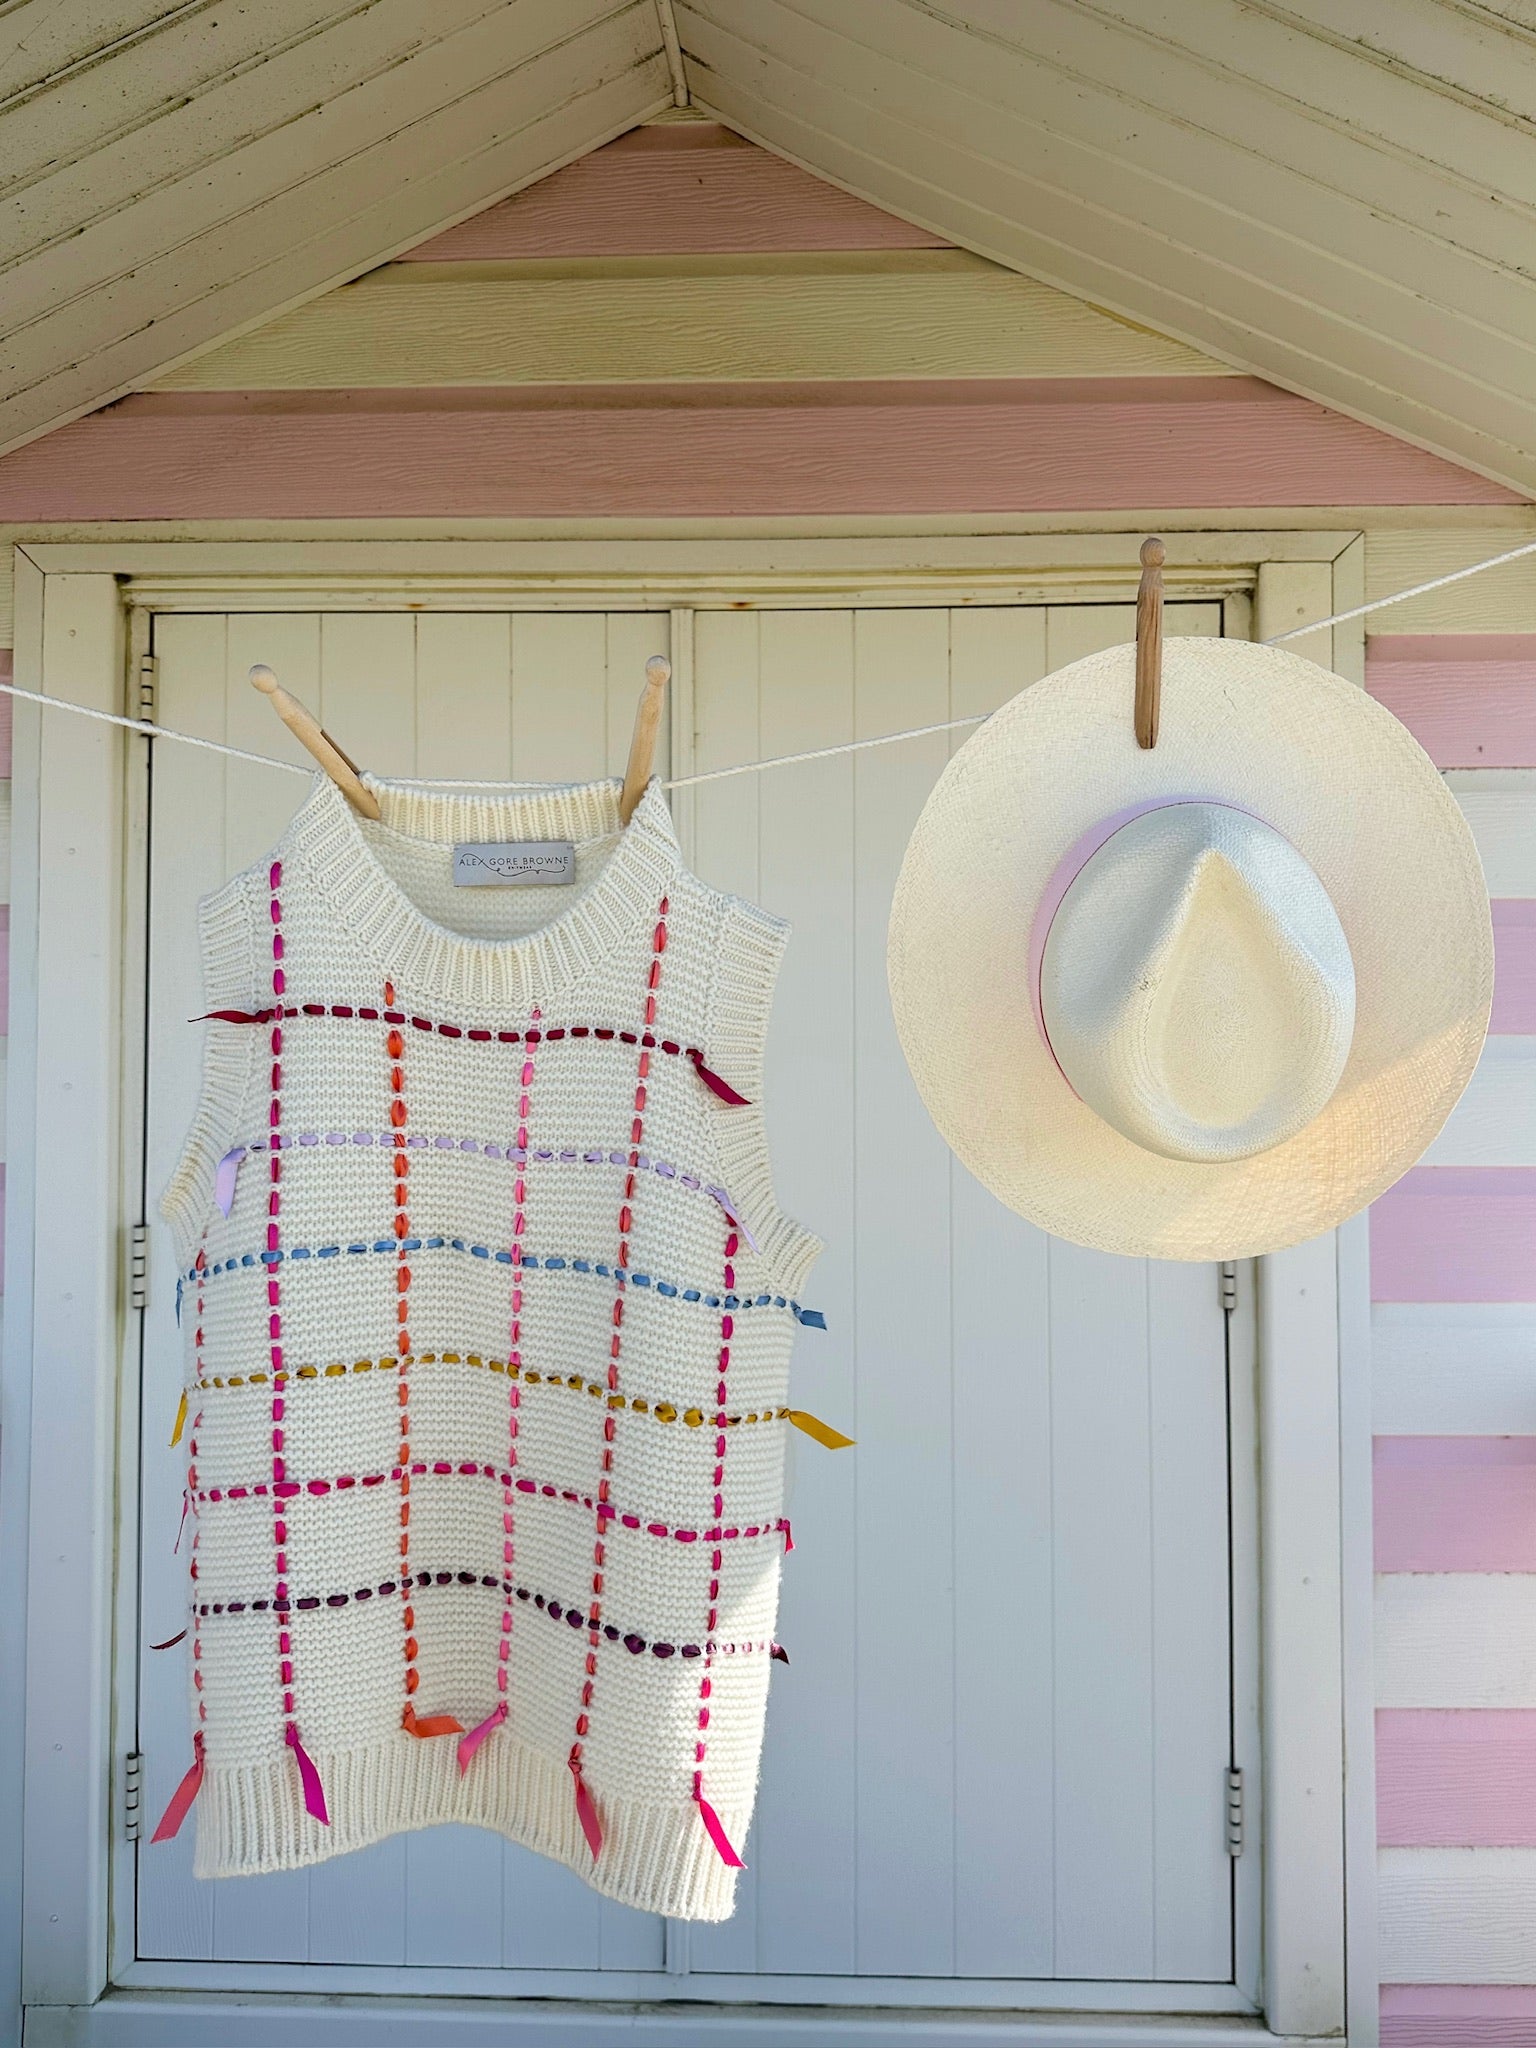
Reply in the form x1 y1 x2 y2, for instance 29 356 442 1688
452 841 576 887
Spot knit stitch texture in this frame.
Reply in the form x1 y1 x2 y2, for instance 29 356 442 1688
161 775 821 1919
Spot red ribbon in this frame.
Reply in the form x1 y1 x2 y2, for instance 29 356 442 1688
198 1009 271 1024
687 1049 750 1106
150 1732 205 1843
694 1786 745 1869
286 1723 329 1825
569 1753 604 1861
402 1704 464 1740
149 1629 188 1651
457 1700 506 1775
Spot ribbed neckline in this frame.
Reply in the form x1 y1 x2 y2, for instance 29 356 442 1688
288 774 682 1010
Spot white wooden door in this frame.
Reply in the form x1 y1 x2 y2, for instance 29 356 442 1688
131 602 1256 2009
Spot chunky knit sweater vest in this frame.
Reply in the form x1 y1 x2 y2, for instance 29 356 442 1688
159 775 824 1921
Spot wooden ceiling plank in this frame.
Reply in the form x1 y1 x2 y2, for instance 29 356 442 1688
955 0 1536 277
3 0 634 278
2 1 651 360
0 25 668 453
1227 0 1536 121
2 0 386 199
678 22 1536 489
695 0 1536 359
0 0 194 101
1021 0 1536 195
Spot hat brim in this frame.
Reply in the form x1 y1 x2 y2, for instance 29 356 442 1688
887 639 1493 1260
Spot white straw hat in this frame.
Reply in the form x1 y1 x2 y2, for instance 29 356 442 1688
887 639 1493 1260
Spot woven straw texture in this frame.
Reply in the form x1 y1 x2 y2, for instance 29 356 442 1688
888 639 1493 1260
162 776 820 1919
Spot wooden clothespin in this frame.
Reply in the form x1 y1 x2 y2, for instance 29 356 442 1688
1134 537 1165 750
620 655 671 823
249 665 381 819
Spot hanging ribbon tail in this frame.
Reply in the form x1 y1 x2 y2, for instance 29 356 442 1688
174 1491 190 1555
770 1642 789 1664
169 1388 189 1449
402 1705 464 1740
285 1724 329 1825
786 1408 855 1449
457 1700 507 1775
213 1147 246 1217
569 1755 604 1861
151 1735 206 1843
795 1306 828 1331
782 1523 794 1554
149 1629 188 1651
687 1050 750 1107
197 1008 271 1025
694 1789 746 1869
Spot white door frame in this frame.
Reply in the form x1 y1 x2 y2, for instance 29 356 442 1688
0 533 1375 2047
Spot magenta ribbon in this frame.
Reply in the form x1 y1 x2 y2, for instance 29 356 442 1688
286 1723 329 1825
569 1754 604 1861
457 1700 506 1775
694 1787 745 1869
151 1733 205 1843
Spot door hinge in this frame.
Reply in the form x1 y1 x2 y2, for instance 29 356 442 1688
138 652 157 723
128 1222 150 1313
1225 1765 1244 1857
1220 1261 1238 1314
124 1751 144 1842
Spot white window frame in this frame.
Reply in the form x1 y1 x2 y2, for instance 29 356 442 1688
0 533 1376 2047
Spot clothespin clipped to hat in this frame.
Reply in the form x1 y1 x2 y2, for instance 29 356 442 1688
620 655 671 823
1134 537 1165 750
249 665 381 820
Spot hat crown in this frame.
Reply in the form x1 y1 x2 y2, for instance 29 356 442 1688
1039 802 1356 1164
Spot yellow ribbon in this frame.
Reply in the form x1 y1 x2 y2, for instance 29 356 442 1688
169 1388 188 1449
786 1409 854 1449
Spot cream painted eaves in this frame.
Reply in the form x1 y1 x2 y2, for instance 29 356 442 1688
4 0 1536 496
0 0 673 455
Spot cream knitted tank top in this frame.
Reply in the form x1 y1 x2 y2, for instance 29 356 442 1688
159 776 824 1921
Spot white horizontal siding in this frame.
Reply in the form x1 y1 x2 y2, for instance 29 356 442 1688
1376 1574 1536 1708
1446 774 1536 895
1424 1039 1536 1165
1380 1847 1536 1983
1374 1306 1536 1435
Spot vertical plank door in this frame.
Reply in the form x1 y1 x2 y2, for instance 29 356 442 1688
132 602 1252 2009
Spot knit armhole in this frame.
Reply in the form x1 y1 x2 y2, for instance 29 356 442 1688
159 872 260 1263
706 894 823 1299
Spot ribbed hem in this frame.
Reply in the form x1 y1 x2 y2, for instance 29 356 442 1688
288 774 682 1011
195 1732 745 1921
159 875 260 1263
707 894 823 1299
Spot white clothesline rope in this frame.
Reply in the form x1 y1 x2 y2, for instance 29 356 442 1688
3 534 1535 786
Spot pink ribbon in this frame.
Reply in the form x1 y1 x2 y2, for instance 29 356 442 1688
694 1786 745 1869
457 1700 506 1775
569 1754 604 1861
286 1723 329 1825
151 1733 205 1843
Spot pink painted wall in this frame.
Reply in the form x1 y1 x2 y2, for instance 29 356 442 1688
1368 635 1536 767
0 379 1514 521
403 123 949 258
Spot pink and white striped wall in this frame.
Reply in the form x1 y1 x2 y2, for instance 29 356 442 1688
0 118 1532 2034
